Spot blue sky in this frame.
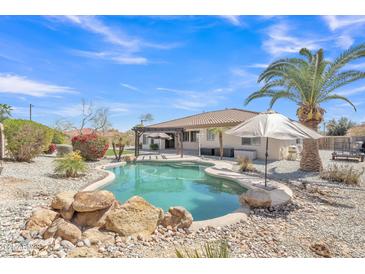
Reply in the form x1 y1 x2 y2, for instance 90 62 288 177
1 15 365 131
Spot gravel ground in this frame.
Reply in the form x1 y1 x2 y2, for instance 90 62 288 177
0 156 109 257
253 150 365 185
0 153 364 258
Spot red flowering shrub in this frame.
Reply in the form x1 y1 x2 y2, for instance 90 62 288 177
46 143 57 154
71 133 109 161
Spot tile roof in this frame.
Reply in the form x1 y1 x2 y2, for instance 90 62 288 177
148 108 259 129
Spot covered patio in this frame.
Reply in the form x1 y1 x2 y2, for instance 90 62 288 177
132 126 185 157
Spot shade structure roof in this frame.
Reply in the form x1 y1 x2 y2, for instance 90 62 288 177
147 108 258 129
145 132 172 140
225 110 322 140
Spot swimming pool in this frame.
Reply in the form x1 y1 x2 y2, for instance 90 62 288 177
104 162 246 221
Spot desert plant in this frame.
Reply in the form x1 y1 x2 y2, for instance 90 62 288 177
54 151 87 177
123 155 135 163
52 129 67 144
237 156 256 172
111 133 131 161
71 133 109 161
46 144 57 154
175 240 230 258
3 119 54 162
0 104 12 122
245 45 365 171
150 143 159 150
320 164 364 185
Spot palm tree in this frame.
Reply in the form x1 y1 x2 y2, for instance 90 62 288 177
209 127 227 160
245 45 365 171
0 104 12 122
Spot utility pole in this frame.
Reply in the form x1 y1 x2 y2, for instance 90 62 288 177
323 121 326 136
29 104 34 121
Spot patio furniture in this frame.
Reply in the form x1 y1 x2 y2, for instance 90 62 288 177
332 140 365 162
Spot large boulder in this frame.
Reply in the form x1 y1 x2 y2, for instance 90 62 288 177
104 196 164 236
161 206 193 229
72 191 115 212
82 228 115 245
44 218 81 244
74 201 118 228
240 188 272 208
26 209 59 231
51 191 76 210
51 191 76 220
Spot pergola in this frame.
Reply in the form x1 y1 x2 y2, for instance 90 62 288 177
132 126 185 157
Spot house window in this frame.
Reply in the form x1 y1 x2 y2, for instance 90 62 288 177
207 129 215 141
183 132 189 142
241 137 261 146
142 134 147 145
190 131 198 142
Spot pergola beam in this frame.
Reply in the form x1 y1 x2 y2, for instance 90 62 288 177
132 126 185 157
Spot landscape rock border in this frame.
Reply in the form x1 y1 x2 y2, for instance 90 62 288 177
24 190 194 257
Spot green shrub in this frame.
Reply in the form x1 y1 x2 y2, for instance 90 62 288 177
52 129 67 144
71 134 109 161
150 143 159 150
175 240 230 258
3 119 54 162
54 151 87 177
237 156 256 172
320 164 364 185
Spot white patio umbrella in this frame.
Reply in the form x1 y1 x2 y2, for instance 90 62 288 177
226 110 322 187
146 132 172 153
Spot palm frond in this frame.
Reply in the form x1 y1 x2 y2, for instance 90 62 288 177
319 94 357 111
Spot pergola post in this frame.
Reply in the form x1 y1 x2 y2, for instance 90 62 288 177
180 131 184 158
175 132 179 155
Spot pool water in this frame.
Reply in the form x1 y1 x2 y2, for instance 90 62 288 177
104 162 246 221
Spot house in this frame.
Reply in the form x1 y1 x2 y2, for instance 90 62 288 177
346 124 365 137
140 108 297 160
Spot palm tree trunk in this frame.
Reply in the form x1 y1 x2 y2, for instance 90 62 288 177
300 120 323 172
219 132 223 160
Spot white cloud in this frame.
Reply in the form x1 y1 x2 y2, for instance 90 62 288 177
0 74 75 97
63 16 140 50
71 50 148 65
156 87 227 111
121 83 139 91
219 16 243 27
49 16 181 65
338 86 365 96
262 22 324 56
335 35 354 49
323 16 365 31
246 63 269 69
347 62 365 70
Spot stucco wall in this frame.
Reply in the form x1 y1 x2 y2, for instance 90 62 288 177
141 129 296 160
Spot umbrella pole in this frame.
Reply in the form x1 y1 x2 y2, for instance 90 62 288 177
265 137 269 188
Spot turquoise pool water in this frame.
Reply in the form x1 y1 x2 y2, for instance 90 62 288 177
104 162 246 221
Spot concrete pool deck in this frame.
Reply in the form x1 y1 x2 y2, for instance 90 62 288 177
82 154 293 229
